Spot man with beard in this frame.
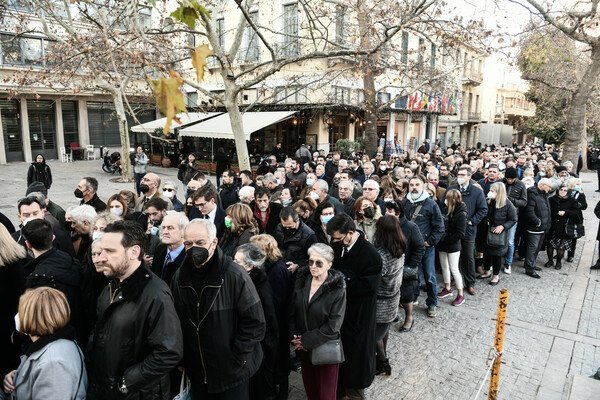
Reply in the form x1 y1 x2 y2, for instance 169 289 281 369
89 220 183 399
403 176 445 317
252 187 282 235
273 207 317 274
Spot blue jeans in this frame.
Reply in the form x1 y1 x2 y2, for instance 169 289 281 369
504 223 517 266
134 173 144 196
413 246 437 307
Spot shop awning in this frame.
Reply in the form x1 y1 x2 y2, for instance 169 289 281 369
179 111 297 140
130 112 221 133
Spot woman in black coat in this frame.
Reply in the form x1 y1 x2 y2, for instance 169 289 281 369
437 189 468 306
567 179 587 262
0 225 30 378
547 185 581 270
479 182 517 285
289 243 346 400
234 244 280 400
27 154 52 190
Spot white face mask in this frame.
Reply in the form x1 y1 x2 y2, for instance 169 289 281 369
163 190 174 199
409 164 418 171
309 192 320 201
487 191 496 200
384 198 394 203
92 231 103 241
22 217 37 226
110 208 123 217
457 177 467 186
444 199 448 206
14 313 19 332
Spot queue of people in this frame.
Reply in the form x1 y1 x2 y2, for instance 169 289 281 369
0 141 596 400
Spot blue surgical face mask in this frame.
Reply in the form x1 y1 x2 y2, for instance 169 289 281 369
574 185 581 192
276 179 282 185
322 215 334 225
306 178 314 186
150 226 159 236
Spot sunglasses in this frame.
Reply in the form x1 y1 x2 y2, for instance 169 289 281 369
163 188 175 192
308 259 326 268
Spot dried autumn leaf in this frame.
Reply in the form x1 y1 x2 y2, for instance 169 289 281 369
191 44 213 83
150 71 187 136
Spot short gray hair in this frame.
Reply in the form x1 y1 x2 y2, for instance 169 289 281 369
69 204 97 224
186 218 217 241
315 179 329 193
308 243 334 264
163 211 189 232
235 243 266 270
28 192 47 208
239 185 255 201
363 161 374 170
163 180 178 191
262 173 277 184
363 179 380 191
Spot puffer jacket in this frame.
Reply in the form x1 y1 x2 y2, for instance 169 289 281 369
525 186 551 233
289 267 346 358
273 220 318 268
170 248 265 394
437 203 468 253
89 264 183 400
375 248 404 324
549 195 581 240
485 200 517 256
503 178 527 209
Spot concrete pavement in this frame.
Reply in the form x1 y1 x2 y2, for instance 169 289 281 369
1 159 600 399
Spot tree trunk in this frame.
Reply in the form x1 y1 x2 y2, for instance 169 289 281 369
224 79 251 171
363 71 379 157
113 91 133 182
563 46 600 168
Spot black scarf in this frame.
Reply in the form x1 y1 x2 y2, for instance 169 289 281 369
25 324 77 356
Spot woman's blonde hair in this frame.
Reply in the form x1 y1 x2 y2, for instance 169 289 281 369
19 287 70 337
226 203 258 235
445 189 463 216
0 224 27 267
250 234 282 262
490 182 507 209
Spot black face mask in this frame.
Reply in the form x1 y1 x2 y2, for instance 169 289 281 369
283 227 297 237
363 207 375 219
74 188 84 199
188 245 211 267
64 221 75 232
139 184 150 193
187 189 195 198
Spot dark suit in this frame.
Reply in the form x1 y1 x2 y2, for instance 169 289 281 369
151 243 186 285
188 206 227 240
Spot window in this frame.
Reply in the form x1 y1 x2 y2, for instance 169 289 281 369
243 11 260 63
418 38 424 72
335 7 345 43
401 31 409 64
355 89 365 105
430 43 436 70
281 3 299 57
187 92 198 108
1 35 57 67
331 86 351 104
5 0 31 12
376 92 391 106
216 18 225 48
275 86 307 104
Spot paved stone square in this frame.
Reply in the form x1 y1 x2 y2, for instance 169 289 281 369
2 159 600 399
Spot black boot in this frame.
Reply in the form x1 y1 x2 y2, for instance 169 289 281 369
555 262 562 270
376 359 392 376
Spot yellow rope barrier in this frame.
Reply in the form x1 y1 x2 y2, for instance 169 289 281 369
489 289 509 400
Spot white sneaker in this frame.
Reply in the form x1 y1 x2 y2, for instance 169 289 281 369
504 266 511 275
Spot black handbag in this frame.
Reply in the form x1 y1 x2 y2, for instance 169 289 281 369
309 338 345 365
565 219 585 238
403 265 418 281
486 227 508 247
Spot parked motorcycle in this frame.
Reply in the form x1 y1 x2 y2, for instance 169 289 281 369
101 146 122 174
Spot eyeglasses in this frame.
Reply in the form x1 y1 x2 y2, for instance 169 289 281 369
195 202 207 208
308 259 326 268
363 188 377 191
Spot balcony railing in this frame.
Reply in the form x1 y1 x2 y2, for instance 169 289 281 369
461 111 481 122
462 69 483 86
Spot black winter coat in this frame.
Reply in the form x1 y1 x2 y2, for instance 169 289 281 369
525 187 551 233
248 268 279 399
442 183 488 239
219 227 255 257
170 248 265 394
273 220 318 268
571 191 587 223
549 196 581 240
27 162 52 189
218 183 240 210
332 232 381 390
437 203 468 253
12 227 76 258
289 267 346 359
484 200 517 256
251 201 282 235
0 256 29 377
81 194 107 213
24 248 84 343
399 216 425 271
90 264 183 400
504 178 528 209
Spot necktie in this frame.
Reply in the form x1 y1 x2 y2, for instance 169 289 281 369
341 247 347 258
161 253 171 279
461 187 465 193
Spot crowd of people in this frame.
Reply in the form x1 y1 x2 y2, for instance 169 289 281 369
0 141 597 400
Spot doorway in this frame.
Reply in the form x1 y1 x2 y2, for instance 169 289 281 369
28 100 57 160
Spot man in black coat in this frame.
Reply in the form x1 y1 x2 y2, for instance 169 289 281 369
21 219 84 343
12 197 76 257
171 219 265 398
215 147 231 187
75 176 106 212
151 212 188 285
252 186 282 235
523 178 552 278
503 167 527 274
90 220 183 399
218 169 241 210
326 214 382 399
190 185 227 240
273 207 318 273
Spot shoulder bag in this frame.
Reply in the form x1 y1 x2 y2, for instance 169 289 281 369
565 218 585 238
309 337 345 365
486 227 507 247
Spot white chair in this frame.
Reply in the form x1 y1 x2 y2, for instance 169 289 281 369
85 144 96 160
60 146 72 163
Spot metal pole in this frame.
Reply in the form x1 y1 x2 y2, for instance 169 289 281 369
489 289 509 400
